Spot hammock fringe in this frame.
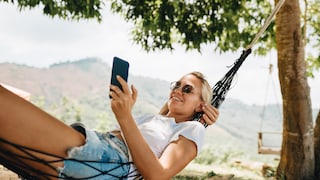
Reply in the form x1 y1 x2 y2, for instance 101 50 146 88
194 48 252 127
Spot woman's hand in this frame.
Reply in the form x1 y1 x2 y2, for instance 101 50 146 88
200 104 219 126
109 75 137 121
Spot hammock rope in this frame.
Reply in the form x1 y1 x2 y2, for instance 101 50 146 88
0 137 140 179
246 0 286 50
195 0 286 127
0 0 286 178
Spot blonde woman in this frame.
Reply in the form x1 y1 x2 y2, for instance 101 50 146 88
0 71 219 179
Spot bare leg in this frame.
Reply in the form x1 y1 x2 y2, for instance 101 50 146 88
0 85 85 179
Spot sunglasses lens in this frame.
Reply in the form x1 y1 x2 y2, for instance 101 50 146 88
170 81 194 94
182 85 193 94
170 81 180 90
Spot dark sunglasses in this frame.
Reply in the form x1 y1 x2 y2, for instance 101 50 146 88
170 81 194 94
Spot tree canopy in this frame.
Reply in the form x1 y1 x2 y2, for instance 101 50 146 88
109 0 276 54
107 0 319 75
305 1 320 77
3 0 319 73
1 0 104 21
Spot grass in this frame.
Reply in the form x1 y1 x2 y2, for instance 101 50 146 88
172 145 279 180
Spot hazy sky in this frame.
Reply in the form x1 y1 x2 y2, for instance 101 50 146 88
0 3 319 108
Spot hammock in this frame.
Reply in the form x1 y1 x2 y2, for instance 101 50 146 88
194 49 251 127
0 132 140 180
0 0 286 178
0 49 251 179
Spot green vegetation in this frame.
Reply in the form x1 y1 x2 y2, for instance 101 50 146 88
178 143 279 179
173 171 218 180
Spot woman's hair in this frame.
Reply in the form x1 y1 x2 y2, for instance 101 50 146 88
159 71 212 115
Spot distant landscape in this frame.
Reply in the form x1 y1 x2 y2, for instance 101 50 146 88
1 58 318 179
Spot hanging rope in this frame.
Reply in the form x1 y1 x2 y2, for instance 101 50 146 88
195 0 286 127
0 137 140 179
246 0 286 50
259 62 282 131
211 0 287 108
210 0 286 107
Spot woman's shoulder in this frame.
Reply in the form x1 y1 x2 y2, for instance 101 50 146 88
136 114 172 121
135 114 157 124
180 120 205 129
171 121 205 154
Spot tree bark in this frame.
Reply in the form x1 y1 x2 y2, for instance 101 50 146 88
314 110 320 178
275 0 314 179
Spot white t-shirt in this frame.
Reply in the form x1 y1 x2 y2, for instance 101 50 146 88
127 114 205 179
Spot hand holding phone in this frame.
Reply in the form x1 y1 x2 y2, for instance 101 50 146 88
110 57 129 98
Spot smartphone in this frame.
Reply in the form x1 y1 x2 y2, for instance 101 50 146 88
110 57 129 98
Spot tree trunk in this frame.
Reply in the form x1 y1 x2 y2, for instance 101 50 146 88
314 110 320 178
275 0 314 179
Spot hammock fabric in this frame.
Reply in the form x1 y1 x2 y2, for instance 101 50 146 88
0 48 252 179
195 48 252 127
0 132 140 180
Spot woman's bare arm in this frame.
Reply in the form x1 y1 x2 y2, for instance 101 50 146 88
110 76 197 179
123 122 196 179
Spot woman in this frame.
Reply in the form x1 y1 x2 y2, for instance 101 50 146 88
0 71 219 179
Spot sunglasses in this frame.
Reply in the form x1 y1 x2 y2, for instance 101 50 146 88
170 81 194 94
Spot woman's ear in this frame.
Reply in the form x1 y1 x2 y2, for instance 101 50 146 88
194 103 203 113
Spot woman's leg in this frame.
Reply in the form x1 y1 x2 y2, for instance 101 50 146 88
0 85 85 178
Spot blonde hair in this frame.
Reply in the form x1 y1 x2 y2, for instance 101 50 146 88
159 71 212 115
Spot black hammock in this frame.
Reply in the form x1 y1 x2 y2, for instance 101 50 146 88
0 48 252 180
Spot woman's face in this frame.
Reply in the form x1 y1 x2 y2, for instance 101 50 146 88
167 74 204 121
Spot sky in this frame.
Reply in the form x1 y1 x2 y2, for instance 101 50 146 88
0 3 319 108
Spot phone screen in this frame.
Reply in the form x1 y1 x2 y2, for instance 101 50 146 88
110 57 129 98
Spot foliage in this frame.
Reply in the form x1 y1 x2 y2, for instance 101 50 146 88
305 0 320 78
108 0 319 73
109 0 274 54
194 145 244 165
173 171 217 180
262 165 276 178
0 0 103 21
2 0 319 72
306 54 320 78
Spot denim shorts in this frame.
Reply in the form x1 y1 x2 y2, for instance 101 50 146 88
57 128 131 180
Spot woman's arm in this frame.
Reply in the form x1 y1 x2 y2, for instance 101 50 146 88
110 76 197 179
120 116 197 179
